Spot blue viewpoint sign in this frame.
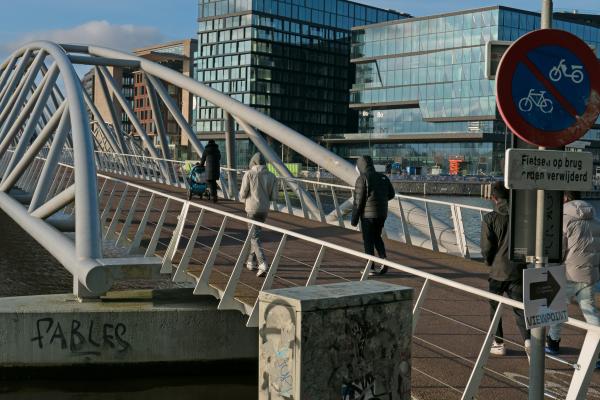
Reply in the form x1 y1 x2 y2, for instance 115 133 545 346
497 29 600 148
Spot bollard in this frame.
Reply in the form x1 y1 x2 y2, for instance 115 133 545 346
258 281 413 400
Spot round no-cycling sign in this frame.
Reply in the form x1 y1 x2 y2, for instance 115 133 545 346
496 29 600 148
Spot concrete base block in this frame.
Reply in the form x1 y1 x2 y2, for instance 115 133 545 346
0 289 257 367
258 281 413 400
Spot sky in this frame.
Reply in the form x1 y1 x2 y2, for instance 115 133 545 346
0 0 598 61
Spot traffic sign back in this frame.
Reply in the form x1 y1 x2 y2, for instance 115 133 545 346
496 29 600 148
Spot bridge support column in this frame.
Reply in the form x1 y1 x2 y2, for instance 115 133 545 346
224 111 236 199
258 281 413 400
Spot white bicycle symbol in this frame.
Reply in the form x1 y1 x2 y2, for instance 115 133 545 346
518 89 554 113
549 59 584 84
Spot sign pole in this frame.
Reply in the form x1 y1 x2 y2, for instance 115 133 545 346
529 2 552 399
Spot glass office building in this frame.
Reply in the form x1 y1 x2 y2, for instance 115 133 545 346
336 6 600 175
195 0 406 163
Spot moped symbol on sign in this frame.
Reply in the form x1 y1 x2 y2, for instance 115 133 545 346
548 59 583 84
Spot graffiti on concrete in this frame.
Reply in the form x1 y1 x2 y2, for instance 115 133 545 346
331 306 411 400
259 301 296 399
30 317 131 356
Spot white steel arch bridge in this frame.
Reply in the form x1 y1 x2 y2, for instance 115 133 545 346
0 42 599 399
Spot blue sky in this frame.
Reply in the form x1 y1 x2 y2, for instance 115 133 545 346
0 0 598 59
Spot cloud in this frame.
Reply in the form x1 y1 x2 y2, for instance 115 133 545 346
1 20 167 57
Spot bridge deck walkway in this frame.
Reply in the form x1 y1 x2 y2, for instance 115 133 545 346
98 172 600 400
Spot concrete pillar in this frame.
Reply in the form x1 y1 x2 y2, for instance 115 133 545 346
224 111 236 197
258 281 413 400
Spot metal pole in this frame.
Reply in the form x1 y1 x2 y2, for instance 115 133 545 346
224 111 236 196
529 3 552 399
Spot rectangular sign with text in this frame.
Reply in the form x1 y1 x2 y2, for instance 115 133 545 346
523 265 568 329
505 149 593 191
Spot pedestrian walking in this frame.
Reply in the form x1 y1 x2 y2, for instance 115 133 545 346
546 191 600 364
240 153 278 277
481 182 530 356
350 155 396 275
200 139 221 203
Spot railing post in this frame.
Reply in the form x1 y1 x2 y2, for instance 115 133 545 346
173 210 204 283
461 304 504 400
306 245 326 286
104 186 129 240
144 198 172 256
194 216 228 295
424 202 439 252
565 331 600 400
116 189 141 246
412 279 430 335
161 202 190 274
312 183 326 223
246 233 287 327
282 179 293 215
397 197 412 245
217 224 255 312
128 193 156 254
330 186 345 228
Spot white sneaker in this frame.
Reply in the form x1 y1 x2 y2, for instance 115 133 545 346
246 262 257 271
490 340 506 356
256 263 269 277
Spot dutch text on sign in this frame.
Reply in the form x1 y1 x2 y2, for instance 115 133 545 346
504 148 593 191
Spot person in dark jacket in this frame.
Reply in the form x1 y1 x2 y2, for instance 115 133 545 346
200 139 221 203
351 155 396 275
481 182 529 356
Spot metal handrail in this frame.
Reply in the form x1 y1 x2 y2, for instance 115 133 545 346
87 163 600 399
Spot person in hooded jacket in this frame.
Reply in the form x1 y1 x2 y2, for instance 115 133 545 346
546 191 600 359
200 139 221 203
240 153 278 277
481 182 530 356
351 155 396 275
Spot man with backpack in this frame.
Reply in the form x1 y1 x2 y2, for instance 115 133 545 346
481 182 530 356
351 155 396 276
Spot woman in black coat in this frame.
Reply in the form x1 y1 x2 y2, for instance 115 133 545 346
200 140 221 202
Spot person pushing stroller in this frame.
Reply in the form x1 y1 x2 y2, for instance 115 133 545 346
187 162 209 200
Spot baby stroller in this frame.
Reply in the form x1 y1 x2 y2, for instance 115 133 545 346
187 164 209 200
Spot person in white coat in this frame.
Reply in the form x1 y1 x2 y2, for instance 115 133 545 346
239 153 278 277
546 191 600 364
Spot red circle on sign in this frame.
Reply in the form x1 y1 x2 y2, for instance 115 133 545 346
496 29 600 148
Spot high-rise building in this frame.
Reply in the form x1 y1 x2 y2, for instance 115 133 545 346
330 6 600 176
195 0 408 164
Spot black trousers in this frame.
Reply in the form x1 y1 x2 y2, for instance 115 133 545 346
360 217 387 258
489 279 530 343
207 179 218 202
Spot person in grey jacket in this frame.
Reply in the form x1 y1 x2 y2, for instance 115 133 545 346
350 155 395 275
240 153 277 277
481 182 529 356
546 191 600 357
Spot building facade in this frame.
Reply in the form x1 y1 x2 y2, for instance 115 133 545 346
89 39 197 159
133 39 198 158
195 0 407 164
334 6 600 176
